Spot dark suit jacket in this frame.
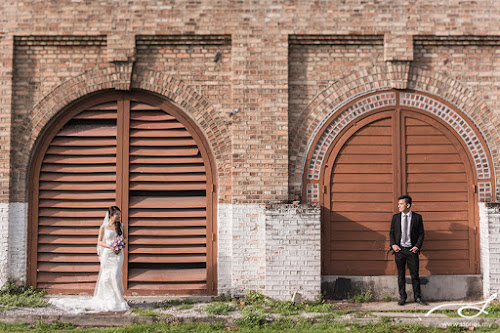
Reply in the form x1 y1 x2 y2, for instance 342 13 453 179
389 211 424 253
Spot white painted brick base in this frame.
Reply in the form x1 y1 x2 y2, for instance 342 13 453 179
217 203 233 294
0 203 10 286
264 204 321 300
9 203 27 285
0 203 28 287
479 202 490 297
483 203 500 297
231 204 266 296
5 200 497 301
217 203 321 300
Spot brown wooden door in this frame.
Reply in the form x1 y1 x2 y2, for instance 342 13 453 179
35 100 118 292
126 98 213 294
322 109 477 276
30 92 216 295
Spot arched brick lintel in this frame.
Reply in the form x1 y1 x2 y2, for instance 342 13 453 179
291 66 500 203
14 63 230 202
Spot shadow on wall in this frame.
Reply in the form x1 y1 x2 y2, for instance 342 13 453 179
321 211 481 301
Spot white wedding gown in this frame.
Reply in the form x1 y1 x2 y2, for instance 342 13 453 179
49 227 130 313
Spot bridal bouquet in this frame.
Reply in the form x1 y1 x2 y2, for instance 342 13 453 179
110 237 126 255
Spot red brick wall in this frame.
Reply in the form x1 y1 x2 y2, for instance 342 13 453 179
2 0 500 204
12 36 107 127
413 38 500 116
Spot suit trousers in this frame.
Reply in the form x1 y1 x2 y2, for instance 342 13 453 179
394 247 421 300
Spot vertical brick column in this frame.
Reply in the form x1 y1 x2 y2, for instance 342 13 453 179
384 34 413 89
231 31 288 203
0 33 13 285
229 26 289 296
107 34 135 90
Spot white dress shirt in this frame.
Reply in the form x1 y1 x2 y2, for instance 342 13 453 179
400 211 412 247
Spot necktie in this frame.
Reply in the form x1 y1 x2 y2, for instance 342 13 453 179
402 214 408 244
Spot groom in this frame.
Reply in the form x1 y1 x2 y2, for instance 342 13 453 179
389 195 427 306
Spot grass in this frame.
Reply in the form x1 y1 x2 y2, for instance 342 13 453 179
0 282 48 310
178 304 194 310
203 302 235 315
0 321 498 332
237 305 268 327
382 295 392 302
348 290 373 303
160 298 195 309
131 307 162 317
234 290 354 318
266 298 302 316
372 301 500 319
483 301 500 318
244 290 266 305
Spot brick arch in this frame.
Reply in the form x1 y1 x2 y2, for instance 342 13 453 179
130 70 230 164
290 65 500 202
14 64 230 202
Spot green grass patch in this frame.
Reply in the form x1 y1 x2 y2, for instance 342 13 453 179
439 302 500 318
382 301 500 319
483 301 500 318
160 298 195 309
244 290 266 305
238 291 347 317
0 282 48 310
0 320 498 332
131 307 161 317
203 302 235 315
348 290 373 303
237 305 267 327
33 321 76 332
302 301 337 313
266 298 301 316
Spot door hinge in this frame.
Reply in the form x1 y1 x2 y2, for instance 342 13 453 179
473 184 477 193
323 185 327 194
212 184 216 193
473 226 477 234
212 232 216 242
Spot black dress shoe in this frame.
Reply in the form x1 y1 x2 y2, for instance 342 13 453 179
398 298 406 306
415 298 428 305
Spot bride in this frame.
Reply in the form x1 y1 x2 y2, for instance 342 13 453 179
50 206 130 313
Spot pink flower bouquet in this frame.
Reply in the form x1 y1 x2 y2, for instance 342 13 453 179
110 237 126 255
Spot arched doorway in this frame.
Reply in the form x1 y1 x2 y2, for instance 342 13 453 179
304 91 491 277
28 91 217 295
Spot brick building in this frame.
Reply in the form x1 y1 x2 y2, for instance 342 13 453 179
0 0 499 300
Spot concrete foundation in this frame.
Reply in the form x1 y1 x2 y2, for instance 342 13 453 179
322 275 483 301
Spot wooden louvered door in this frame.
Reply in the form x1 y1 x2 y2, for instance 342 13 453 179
34 99 118 293
323 111 395 275
322 108 478 276
30 92 216 295
402 110 476 274
126 97 212 294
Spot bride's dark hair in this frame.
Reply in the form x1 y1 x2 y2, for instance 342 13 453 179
108 206 122 236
